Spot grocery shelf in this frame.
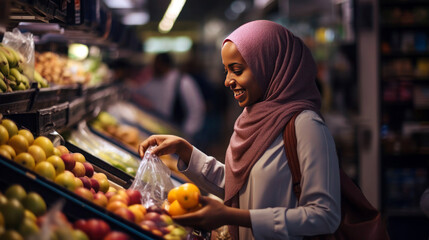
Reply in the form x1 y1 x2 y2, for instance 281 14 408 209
65 141 134 189
0 156 161 240
0 89 36 114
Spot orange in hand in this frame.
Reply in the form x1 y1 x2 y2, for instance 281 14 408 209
167 186 179 204
176 183 200 210
168 200 188 216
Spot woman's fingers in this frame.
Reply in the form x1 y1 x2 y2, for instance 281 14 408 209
138 135 163 157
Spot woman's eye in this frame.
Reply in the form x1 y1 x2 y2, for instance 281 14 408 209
233 70 243 75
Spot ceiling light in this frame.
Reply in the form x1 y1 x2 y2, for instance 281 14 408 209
122 12 150 25
104 0 133 9
144 36 192 53
68 43 89 60
158 0 186 33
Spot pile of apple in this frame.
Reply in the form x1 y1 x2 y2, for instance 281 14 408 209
0 118 111 196
0 183 131 240
91 187 187 239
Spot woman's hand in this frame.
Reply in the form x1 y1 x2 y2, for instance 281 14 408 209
172 195 251 231
138 135 193 164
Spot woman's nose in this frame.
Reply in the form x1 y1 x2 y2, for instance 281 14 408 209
225 76 236 88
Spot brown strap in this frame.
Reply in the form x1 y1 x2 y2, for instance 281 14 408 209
283 111 304 201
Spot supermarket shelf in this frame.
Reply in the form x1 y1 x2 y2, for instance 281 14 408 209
0 156 161 240
65 141 134 189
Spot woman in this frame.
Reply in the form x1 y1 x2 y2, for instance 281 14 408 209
138 20 341 240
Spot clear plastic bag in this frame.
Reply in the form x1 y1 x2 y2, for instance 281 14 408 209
2 28 35 82
130 146 175 208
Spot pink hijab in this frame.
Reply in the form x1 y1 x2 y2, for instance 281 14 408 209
223 19 321 228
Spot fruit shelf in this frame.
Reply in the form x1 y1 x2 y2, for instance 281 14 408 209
65 139 186 189
5 102 69 136
0 89 36 114
87 120 191 185
0 155 163 240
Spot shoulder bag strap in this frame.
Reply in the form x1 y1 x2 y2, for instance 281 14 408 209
283 111 304 201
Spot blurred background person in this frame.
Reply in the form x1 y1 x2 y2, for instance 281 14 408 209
132 52 206 144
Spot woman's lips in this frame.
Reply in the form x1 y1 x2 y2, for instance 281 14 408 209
233 89 245 100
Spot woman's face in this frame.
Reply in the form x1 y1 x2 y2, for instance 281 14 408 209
221 41 263 107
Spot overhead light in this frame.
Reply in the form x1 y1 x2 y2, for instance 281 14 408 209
122 12 150 25
144 36 192 53
104 0 133 9
158 0 186 33
68 43 89 60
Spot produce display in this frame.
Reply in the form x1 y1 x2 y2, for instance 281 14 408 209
90 111 146 151
89 111 191 183
67 122 139 177
35 51 112 86
0 44 48 93
0 118 200 240
0 183 132 240
107 102 182 137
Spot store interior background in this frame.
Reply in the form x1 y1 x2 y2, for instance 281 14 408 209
1 0 429 238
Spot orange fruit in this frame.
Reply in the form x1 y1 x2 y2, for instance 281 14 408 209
176 183 200 209
167 186 179 204
27 145 46 164
1 119 18 137
0 125 9 145
8 134 29 155
0 144 16 159
18 129 34 146
168 200 188 216
33 136 54 157
14 153 35 170
106 201 128 212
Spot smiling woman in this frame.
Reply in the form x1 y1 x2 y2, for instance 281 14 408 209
222 41 263 107
138 20 340 240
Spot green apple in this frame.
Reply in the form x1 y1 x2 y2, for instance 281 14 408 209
22 192 47 217
34 162 56 180
55 172 77 191
46 155 65 175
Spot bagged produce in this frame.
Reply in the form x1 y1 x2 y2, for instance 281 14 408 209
130 146 174 208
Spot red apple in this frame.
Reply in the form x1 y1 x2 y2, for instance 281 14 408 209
105 191 116 200
93 192 108 208
79 176 92 189
72 162 86 177
74 187 94 201
144 212 161 223
83 219 111 240
90 178 100 192
125 189 141 205
82 162 94 177
74 219 88 233
61 153 76 171
139 220 157 232
114 207 135 222
103 231 130 240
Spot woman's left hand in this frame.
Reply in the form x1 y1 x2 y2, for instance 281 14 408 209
172 195 229 231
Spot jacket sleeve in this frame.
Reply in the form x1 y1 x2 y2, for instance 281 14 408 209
177 147 225 199
284 112 341 236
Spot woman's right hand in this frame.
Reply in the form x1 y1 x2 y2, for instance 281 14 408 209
138 135 193 165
